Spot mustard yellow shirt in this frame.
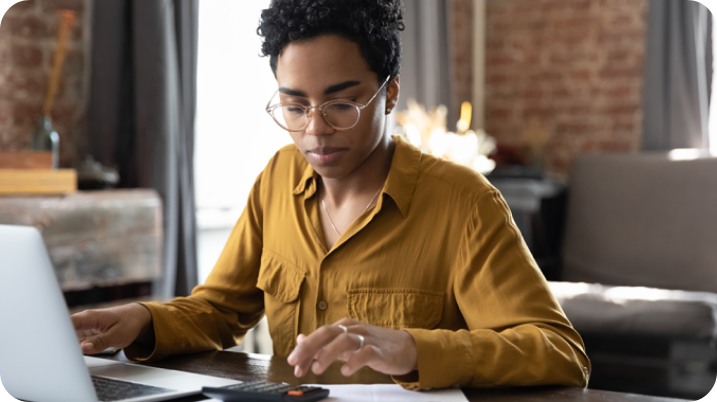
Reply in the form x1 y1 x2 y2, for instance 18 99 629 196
126 135 590 390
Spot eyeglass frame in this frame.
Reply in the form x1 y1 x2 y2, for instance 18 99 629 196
265 75 391 132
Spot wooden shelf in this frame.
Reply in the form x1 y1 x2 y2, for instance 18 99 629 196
0 168 77 195
0 151 52 169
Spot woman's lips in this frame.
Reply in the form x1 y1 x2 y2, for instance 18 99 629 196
308 147 347 164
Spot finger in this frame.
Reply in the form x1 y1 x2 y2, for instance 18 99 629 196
80 328 118 355
333 317 359 327
72 311 105 343
288 325 344 368
290 334 315 377
80 336 107 355
311 332 363 375
294 345 323 378
341 344 379 376
71 310 103 332
292 335 311 377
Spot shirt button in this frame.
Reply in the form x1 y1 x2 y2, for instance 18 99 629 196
318 301 328 311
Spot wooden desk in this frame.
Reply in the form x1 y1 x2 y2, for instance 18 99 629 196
102 351 689 402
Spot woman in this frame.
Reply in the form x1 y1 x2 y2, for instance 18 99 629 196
72 0 590 390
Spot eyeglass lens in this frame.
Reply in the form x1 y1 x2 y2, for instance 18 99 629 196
271 102 361 131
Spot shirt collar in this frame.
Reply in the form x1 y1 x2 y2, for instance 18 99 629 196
382 135 421 218
293 162 318 199
292 135 421 216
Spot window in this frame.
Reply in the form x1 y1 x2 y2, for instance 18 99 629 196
195 0 291 283
710 16 717 155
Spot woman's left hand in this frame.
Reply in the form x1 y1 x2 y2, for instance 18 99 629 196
287 317 418 377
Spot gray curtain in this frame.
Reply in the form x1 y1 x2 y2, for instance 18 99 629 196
399 0 455 124
642 0 713 150
87 0 199 298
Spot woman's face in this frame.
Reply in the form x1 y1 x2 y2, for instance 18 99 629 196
275 34 399 180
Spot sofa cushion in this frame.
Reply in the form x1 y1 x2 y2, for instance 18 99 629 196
561 154 717 293
549 281 717 341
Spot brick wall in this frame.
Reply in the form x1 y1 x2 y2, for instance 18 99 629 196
1 0 648 176
453 0 648 179
450 0 475 110
0 0 86 168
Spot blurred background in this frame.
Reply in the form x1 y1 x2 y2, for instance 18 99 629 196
0 0 715 399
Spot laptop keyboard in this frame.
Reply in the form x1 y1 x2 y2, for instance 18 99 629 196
92 376 176 402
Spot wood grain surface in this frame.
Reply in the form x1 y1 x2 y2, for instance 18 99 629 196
0 168 77 194
0 190 161 290
101 350 690 402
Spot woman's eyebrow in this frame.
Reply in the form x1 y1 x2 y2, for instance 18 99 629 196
278 80 362 98
324 80 361 95
279 87 307 97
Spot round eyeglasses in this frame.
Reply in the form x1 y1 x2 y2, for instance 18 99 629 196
265 76 390 132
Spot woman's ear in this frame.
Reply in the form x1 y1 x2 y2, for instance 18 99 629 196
386 76 400 114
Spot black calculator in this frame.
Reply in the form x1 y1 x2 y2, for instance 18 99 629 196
202 381 330 401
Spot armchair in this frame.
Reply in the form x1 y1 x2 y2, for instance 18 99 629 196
548 153 717 399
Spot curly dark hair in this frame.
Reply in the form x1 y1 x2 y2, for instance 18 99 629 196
257 0 405 84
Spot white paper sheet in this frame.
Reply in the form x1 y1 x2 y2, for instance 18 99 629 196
207 383 469 402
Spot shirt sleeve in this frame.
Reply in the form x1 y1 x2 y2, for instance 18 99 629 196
124 172 266 362
394 189 591 390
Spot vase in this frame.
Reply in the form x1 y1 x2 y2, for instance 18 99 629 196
31 116 60 169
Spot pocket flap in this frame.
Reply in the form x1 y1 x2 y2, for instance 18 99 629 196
257 251 305 304
348 289 445 329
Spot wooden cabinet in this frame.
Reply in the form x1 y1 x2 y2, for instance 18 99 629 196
0 190 162 292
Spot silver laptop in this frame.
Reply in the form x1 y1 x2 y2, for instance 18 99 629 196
0 224 240 402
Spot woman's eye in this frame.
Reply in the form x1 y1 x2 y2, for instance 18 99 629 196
330 103 353 111
286 106 305 114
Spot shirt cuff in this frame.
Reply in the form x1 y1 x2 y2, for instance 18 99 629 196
122 301 171 362
392 328 473 390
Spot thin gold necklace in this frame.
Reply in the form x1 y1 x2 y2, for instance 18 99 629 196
321 181 384 237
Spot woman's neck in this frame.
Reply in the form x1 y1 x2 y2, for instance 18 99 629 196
321 135 395 208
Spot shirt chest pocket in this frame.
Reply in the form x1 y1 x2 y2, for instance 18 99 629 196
256 250 305 356
347 289 445 330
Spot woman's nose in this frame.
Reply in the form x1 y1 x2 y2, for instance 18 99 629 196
304 109 334 136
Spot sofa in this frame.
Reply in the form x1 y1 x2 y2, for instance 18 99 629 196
547 152 717 399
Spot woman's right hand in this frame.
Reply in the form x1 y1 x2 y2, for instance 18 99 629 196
70 303 154 355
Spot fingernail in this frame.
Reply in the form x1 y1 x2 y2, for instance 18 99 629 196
312 361 321 373
294 365 301 377
82 342 93 351
341 365 351 376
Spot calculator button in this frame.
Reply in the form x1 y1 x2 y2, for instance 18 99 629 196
288 390 304 396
